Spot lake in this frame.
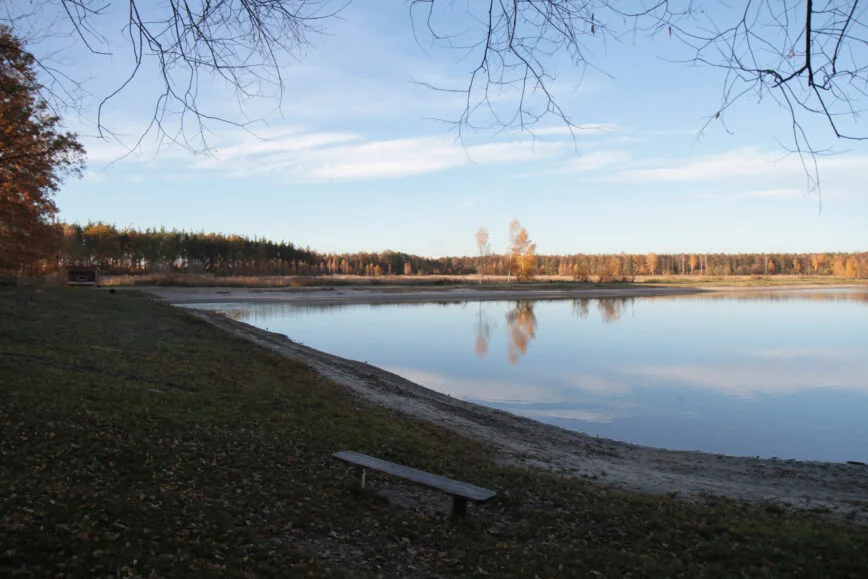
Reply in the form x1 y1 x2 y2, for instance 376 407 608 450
185 289 868 463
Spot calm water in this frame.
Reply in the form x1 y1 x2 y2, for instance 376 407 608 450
186 289 868 463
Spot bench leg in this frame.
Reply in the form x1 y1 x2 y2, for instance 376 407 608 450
360 468 366 490
451 496 467 518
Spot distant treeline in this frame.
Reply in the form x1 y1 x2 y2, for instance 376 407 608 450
54 222 867 279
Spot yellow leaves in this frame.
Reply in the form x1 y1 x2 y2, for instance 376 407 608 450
508 220 537 281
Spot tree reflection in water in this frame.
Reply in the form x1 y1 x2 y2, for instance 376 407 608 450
597 297 634 323
478 298 635 364
571 297 634 324
506 301 537 365
475 302 491 357
571 298 590 320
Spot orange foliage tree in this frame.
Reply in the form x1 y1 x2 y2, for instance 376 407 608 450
0 27 84 272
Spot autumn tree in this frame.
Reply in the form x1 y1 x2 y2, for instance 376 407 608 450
645 253 659 276
508 221 537 281
598 255 623 283
792 256 804 275
0 28 84 272
811 253 828 275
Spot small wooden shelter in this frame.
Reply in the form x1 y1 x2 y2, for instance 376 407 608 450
67 266 98 286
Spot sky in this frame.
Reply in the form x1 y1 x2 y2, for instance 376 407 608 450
26 1 868 257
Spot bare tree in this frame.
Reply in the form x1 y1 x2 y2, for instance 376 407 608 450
475 226 491 284
411 1 868 189
4 1 866 168
2 0 337 151
506 219 520 283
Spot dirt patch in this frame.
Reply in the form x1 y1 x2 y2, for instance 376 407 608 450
187 307 868 524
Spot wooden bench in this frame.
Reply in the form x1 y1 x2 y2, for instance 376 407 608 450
332 450 496 517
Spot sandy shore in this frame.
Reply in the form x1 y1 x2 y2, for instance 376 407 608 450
146 286 868 523
141 284 708 305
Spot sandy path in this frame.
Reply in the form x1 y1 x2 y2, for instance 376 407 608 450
150 285 868 524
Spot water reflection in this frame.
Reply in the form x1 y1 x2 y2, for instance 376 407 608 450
572 297 635 323
182 289 868 461
571 298 590 319
474 300 539 364
506 301 538 364
475 302 491 357
666 289 868 305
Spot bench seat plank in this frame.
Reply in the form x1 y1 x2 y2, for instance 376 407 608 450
333 450 496 502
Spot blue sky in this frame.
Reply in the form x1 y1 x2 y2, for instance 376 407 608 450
41 1 868 257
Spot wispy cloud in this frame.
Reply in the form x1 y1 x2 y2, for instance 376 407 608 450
563 374 631 396
559 149 632 173
383 366 567 404
628 361 868 399
695 188 805 199
736 347 865 361
523 408 616 423
209 128 361 161
82 171 107 183
605 148 868 186
525 123 618 137
191 131 571 181
612 148 798 183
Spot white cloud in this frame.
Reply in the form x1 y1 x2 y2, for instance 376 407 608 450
628 361 868 399
189 131 571 181
382 366 567 404
563 374 631 396
613 148 798 183
559 149 632 173
606 148 868 186
737 348 865 361
738 188 805 198
83 171 107 183
207 129 361 162
696 188 805 199
523 408 616 423
525 123 618 137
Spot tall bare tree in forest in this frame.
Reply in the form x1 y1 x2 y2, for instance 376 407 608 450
475 226 491 284
506 220 520 283
0 27 84 272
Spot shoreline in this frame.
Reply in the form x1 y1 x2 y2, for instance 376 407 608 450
137 284 709 305
133 281 866 306
155 285 868 524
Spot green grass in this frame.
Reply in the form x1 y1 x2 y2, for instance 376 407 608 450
2 286 867 577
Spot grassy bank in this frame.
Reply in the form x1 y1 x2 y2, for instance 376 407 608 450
2 286 866 577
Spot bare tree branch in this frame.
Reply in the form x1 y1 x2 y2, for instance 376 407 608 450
2 0 866 178
412 1 867 191
2 0 342 151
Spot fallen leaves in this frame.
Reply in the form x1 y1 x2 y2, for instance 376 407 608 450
2 287 867 577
